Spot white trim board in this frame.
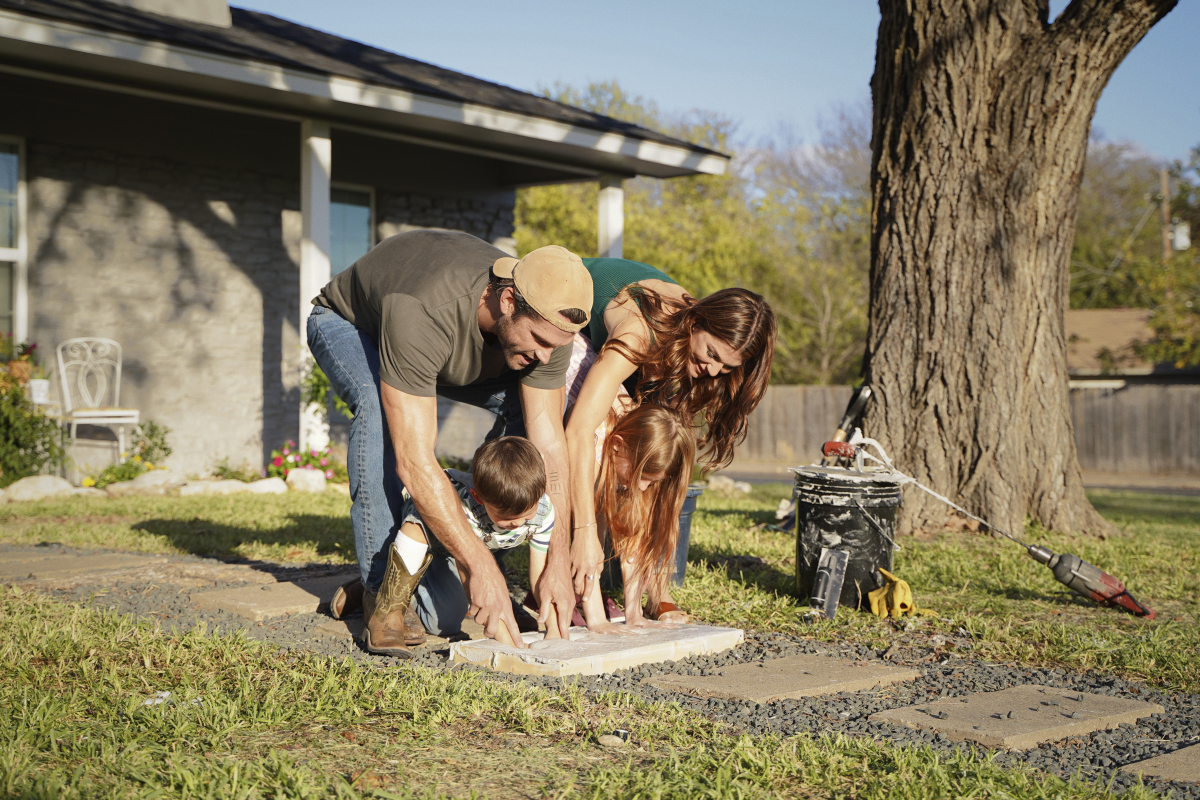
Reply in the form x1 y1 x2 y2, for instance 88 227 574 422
0 133 27 341
0 9 728 178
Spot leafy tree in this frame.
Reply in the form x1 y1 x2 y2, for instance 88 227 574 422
755 105 871 384
1140 145 1200 367
515 81 868 385
1069 136 1165 309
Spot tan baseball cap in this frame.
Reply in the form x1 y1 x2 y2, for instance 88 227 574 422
492 246 592 333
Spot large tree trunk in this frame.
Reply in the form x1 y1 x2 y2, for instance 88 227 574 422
864 0 1176 537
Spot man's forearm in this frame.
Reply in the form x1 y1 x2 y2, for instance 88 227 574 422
521 386 572 570
396 451 492 572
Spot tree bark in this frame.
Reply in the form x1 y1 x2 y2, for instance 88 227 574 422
864 0 1177 537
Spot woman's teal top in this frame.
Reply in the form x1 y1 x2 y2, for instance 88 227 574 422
581 258 678 345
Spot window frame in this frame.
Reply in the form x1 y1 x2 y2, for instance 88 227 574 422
0 134 27 341
329 181 374 276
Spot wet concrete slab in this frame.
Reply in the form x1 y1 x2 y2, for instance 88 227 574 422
449 623 743 677
646 653 920 702
190 573 355 621
869 684 1165 750
1124 743 1200 784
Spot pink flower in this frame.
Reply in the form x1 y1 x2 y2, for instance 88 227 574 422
304 464 314 470
325 470 334 479
272 456 283 467
319 457 329 466
311 450 319 458
282 447 290 455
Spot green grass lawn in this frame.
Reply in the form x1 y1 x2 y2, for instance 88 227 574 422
0 485 1196 797
0 586 1168 800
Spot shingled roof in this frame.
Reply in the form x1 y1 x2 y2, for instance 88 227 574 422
0 0 722 162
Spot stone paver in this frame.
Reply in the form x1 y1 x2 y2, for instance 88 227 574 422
450 623 743 677
1124 743 1200 784
0 549 169 581
869 684 1164 750
646 653 920 702
190 573 355 621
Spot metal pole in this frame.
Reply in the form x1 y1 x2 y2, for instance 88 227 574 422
1161 168 1171 266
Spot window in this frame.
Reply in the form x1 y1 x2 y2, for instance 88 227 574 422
0 140 21 338
330 185 373 276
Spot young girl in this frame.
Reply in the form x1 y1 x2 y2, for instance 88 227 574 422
577 403 697 632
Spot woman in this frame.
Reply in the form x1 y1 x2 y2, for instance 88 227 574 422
567 257 777 624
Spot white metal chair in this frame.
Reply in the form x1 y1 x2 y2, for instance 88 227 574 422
56 338 140 461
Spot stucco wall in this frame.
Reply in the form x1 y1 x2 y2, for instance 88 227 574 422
26 139 515 477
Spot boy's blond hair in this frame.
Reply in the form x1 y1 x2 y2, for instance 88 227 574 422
470 436 546 517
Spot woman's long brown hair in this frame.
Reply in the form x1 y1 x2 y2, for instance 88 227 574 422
596 404 696 596
603 287 776 471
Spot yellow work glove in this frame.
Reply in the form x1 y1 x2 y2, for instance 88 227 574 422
867 568 916 618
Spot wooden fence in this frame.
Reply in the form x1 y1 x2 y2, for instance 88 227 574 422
1070 383 1200 475
737 383 1200 476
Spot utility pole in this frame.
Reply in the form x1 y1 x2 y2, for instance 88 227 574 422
1160 168 1172 265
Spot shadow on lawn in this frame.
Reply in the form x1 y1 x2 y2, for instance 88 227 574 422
132 514 355 571
687 541 798 597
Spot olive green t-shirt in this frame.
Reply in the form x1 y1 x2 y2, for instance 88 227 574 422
313 230 570 397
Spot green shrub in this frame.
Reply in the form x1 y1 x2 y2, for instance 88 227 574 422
301 363 353 422
85 421 172 489
211 457 262 483
0 382 65 488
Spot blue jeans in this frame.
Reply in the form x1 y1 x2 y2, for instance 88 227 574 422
306 306 524 636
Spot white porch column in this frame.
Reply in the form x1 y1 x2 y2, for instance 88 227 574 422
299 119 332 452
597 174 624 259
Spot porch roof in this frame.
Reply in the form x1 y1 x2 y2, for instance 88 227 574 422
0 0 729 182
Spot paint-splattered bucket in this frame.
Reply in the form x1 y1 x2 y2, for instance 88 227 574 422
793 466 904 610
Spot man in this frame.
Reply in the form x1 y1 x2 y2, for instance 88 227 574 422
308 229 588 655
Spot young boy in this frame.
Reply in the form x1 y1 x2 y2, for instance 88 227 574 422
387 436 561 647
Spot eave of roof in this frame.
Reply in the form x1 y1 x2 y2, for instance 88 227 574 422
0 0 729 180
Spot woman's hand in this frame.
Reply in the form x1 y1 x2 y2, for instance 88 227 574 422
570 531 605 600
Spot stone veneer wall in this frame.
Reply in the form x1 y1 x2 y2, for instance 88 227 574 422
26 139 516 476
375 191 516 254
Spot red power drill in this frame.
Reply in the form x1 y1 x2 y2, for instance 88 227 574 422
1026 545 1156 619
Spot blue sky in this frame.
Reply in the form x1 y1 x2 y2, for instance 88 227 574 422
238 1 1198 163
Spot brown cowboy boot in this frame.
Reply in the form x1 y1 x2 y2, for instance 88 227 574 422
330 578 363 620
362 545 432 657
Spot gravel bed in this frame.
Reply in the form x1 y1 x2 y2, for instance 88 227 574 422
8 543 1198 799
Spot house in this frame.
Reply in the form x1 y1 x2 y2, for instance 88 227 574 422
0 0 729 475
1065 309 1200 477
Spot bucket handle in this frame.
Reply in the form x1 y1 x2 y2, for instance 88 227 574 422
854 500 902 552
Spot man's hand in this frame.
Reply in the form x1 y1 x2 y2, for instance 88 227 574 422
571 531 605 601
459 559 525 647
532 557 574 639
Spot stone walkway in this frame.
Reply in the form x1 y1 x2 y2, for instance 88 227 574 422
2 542 1198 796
